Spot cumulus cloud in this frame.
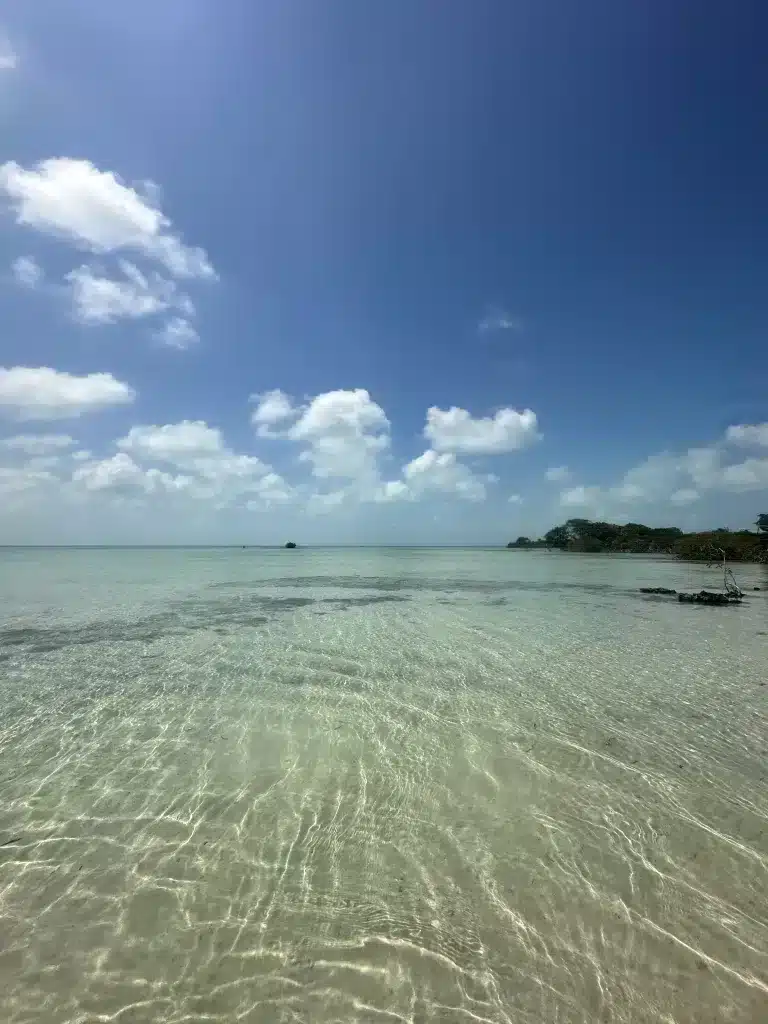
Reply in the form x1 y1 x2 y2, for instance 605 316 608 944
424 405 539 454
725 423 768 448
720 458 768 490
11 256 42 288
545 465 570 483
250 389 298 435
65 261 185 324
0 366 135 420
288 389 390 481
0 434 75 454
118 420 225 460
403 449 486 501
0 158 214 279
250 388 391 492
252 390 537 507
156 317 199 349
374 479 412 503
72 453 191 495
508 493 523 504
115 420 293 503
558 420 768 513
1 159 213 345
246 472 294 505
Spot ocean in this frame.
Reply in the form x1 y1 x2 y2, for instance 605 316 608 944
0 546 766 1023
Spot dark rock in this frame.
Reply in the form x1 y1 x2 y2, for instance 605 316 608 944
678 590 742 606
284 542 297 549
640 587 677 595
754 586 761 591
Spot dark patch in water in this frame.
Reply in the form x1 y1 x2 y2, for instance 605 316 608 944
259 597 316 611
215 574 628 598
319 595 409 610
0 593 323 656
0 618 182 654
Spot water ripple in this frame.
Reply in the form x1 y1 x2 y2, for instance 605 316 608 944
0 549 765 1022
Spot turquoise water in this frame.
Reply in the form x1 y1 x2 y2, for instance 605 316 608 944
0 547 766 1023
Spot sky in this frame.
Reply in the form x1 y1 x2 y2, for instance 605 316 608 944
0 0 766 544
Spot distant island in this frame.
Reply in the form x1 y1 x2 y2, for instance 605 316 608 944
284 541 297 549
507 515 768 563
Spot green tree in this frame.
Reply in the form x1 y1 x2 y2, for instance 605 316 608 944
544 525 569 548
757 514 768 534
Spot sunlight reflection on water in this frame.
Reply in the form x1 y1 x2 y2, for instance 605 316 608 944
0 548 766 1022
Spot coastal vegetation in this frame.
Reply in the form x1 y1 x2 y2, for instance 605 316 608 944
508 516 768 563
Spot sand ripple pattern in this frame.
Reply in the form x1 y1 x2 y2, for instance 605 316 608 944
0 547 766 1022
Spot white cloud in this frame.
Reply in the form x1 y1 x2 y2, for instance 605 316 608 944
0 158 214 279
725 423 768 448
556 420 768 514
250 389 297 435
0 433 75 455
118 420 226 461
372 480 412 503
79 453 143 492
0 32 17 71
679 447 722 490
508 493 523 504
66 262 182 324
478 308 523 333
720 458 768 490
545 465 570 483
0 466 55 496
670 488 700 506
424 405 539 454
156 317 199 349
560 485 602 508
608 453 680 504
307 489 349 514
116 419 291 503
403 449 486 502
11 256 42 288
246 472 294 505
288 389 390 481
0 366 135 421
255 390 533 508
72 452 192 495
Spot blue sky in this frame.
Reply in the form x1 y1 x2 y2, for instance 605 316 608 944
0 0 766 544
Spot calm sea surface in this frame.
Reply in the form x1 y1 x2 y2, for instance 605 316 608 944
0 547 766 1023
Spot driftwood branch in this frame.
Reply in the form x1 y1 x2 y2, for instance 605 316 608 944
640 545 745 605
705 546 743 598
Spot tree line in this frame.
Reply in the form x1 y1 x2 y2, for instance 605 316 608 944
509 514 768 562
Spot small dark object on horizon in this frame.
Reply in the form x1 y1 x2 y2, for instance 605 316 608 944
285 542 297 549
640 587 677 595
678 590 742 605
754 586 761 591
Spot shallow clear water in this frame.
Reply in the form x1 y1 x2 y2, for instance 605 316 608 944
0 547 766 1023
